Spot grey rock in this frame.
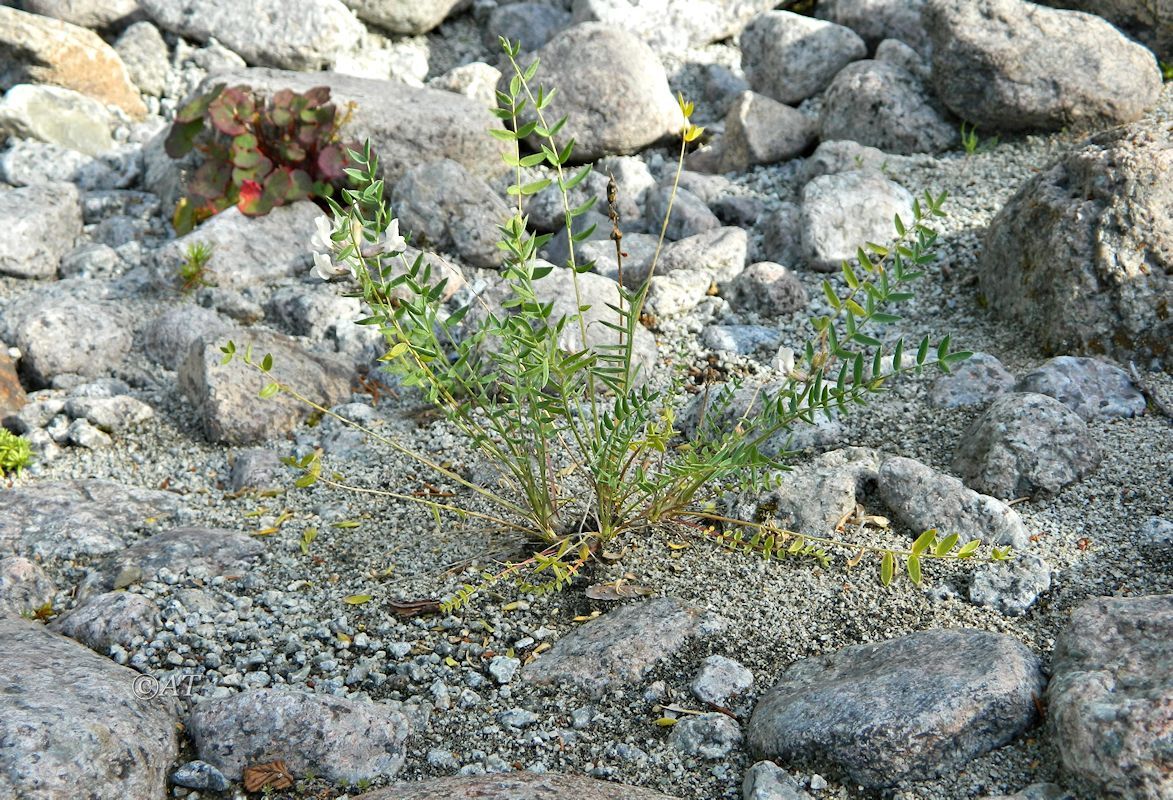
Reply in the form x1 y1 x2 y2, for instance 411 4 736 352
196 68 510 186
572 0 776 52
815 0 929 54
189 688 410 783
357 772 680 799
1047 595 1172 800
0 556 56 618
497 707 539 728
754 202 803 267
703 325 782 355
646 269 714 317
343 0 466 34
1137 517 1173 550
49 590 159 654
63 395 154 433
925 0 1162 131
78 527 263 600
393 159 511 268
0 84 114 155
114 21 170 97
195 286 266 325
82 188 160 222
0 617 179 799
171 760 231 792
10 296 131 388
952 393 1101 499
658 226 747 285
541 209 612 270
692 654 754 707
819 60 956 155
679 380 843 458
579 232 659 284
489 655 521 685
731 447 881 537
141 304 233 371
515 23 681 162
513 267 659 381
969 554 1052 616
229 448 285 492
487 3 571 51
59 243 124 280
0 8 146 118
428 61 501 108
669 712 742 759
92 214 150 249
2 397 64 435
263 286 380 364
65 417 114 449
801 140 892 182
178 328 353 445
720 91 817 171
875 38 930 80
748 628 1045 787
801 170 912 272
740 11 866 105
0 139 92 186
0 182 82 279
743 761 813 800
141 0 363 70
526 168 611 234
878 456 1030 550
978 119 1172 365
1014 356 1146 420
979 783 1074 800
928 352 1015 409
703 63 751 119
21 0 142 29
1037 0 1172 61
153 202 322 290
727 261 808 317
524 598 724 696
644 186 721 243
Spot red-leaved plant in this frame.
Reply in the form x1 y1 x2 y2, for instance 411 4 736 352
165 84 358 233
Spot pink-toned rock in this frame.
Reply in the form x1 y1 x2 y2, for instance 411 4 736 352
0 349 26 421
0 7 147 118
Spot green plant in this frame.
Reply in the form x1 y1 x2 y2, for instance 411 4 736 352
178 241 215 291
165 83 358 234
959 121 998 156
1160 60 1173 82
226 39 1006 610
0 429 32 477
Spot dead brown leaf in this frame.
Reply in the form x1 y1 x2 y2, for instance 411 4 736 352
243 759 294 793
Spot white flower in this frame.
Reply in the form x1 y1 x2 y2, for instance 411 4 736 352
375 218 406 256
310 214 335 253
312 253 347 281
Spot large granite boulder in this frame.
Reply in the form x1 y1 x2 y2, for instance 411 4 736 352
977 119 1172 365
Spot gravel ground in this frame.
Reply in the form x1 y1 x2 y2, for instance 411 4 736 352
1 28 1171 800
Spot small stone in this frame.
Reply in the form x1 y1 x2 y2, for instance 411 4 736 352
668 712 742 759
969 554 1052 616
497 707 539 729
703 325 782 355
801 170 913 272
0 182 83 279
49 591 159 654
692 654 754 707
0 557 56 619
171 760 230 792
743 760 813 800
726 261 808 317
952 393 1101 499
1137 517 1173 550
488 655 521 685
741 11 866 105
65 418 113 449
1014 356 1146 420
928 352 1016 408
720 91 817 171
